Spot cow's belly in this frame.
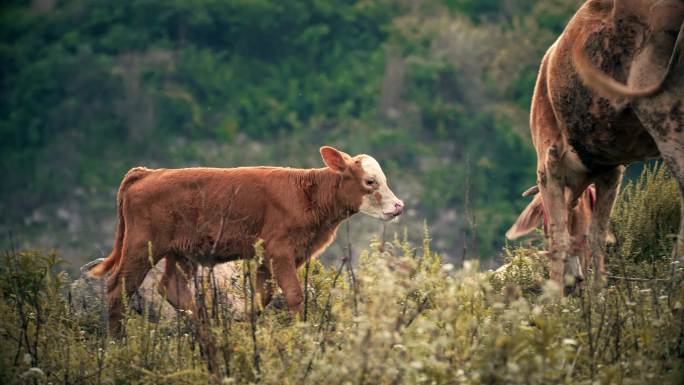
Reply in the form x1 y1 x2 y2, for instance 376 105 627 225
556 82 660 171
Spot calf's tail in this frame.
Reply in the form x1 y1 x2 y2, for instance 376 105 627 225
89 167 151 278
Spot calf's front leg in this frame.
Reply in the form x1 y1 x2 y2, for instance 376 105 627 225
269 255 304 317
158 256 196 312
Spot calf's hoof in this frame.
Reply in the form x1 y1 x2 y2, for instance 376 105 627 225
592 270 608 289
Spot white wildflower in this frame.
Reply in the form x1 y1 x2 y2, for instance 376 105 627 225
506 362 520 373
463 260 478 272
542 280 562 297
393 344 406 352
21 367 45 379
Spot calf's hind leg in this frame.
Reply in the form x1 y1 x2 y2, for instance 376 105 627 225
158 256 221 374
106 238 155 335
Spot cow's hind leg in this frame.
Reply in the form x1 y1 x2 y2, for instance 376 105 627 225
564 181 592 294
538 144 572 292
633 40 684 257
634 83 684 260
588 166 624 287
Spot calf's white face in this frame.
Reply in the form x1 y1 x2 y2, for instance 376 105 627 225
358 155 404 221
320 146 404 222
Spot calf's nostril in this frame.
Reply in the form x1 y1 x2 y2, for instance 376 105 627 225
394 202 404 215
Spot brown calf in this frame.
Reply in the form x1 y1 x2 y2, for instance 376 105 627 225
525 0 684 291
90 146 404 335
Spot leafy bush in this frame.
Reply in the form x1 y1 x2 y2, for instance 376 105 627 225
490 245 548 297
611 162 681 263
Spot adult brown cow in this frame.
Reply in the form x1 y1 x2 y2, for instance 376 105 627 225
90 146 404 336
524 0 683 291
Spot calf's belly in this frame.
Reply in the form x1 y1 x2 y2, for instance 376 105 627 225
168 234 256 266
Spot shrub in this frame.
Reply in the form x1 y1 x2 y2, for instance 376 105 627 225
490 245 548 297
611 162 681 263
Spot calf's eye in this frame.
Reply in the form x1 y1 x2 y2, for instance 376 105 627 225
365 179 376 187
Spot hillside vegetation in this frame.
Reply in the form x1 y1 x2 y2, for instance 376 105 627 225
1 0 584 264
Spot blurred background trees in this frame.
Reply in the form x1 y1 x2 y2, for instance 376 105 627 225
1 0 585 267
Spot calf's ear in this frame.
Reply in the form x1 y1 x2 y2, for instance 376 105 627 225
320 146 349 173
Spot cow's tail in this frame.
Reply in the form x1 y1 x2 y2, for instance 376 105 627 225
89 167 152 278
572 21 684 98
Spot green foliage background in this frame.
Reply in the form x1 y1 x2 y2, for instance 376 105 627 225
3 0 584 264
2 2 684 381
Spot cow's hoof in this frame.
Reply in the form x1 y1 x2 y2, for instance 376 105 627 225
565 255 583 281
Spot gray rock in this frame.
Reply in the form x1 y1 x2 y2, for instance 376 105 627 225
70 258 244 325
